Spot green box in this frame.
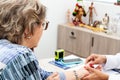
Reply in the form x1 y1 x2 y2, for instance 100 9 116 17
55 49 64 61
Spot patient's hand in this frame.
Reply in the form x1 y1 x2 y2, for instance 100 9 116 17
81 62 108 80
78 62 102 79
47 72 60 80
82 66 108 80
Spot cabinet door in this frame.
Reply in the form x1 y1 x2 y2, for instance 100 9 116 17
72 29 91 57
57 25 76 55
91 34 120 55
107 38 120 55
90 34 109 55
57 25 91 57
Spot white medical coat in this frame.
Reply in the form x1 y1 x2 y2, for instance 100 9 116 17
103 53 120 80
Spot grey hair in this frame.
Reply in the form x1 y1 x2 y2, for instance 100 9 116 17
0 0 46 44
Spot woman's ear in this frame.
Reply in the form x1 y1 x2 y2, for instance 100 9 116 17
24 28 31 39
24 34 31 39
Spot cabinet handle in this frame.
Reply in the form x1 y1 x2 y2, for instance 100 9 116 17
70 32 76 39
91 37 94 47
71 32 74 36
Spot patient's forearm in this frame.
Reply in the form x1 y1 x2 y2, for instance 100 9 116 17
64 67 89 80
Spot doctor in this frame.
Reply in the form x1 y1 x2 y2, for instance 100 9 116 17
82 53 120 80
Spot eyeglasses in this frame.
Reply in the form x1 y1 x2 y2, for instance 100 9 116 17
42 21 49 30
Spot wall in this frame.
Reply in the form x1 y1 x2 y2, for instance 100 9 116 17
83 1 120 35
85 0 117 3
34 0 76 59
83 1 120 24
35 0 120 59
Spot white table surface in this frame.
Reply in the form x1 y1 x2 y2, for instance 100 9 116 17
39 55 85 72
39 54 120 76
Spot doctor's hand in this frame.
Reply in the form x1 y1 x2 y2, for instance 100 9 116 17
82 66 109 80
85 54 107 65
47 72 60 80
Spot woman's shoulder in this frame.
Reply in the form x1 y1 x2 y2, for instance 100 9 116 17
1 39 32 53
0 44 39 80
0 39 35 64
14 44 33 55
10 44 36 62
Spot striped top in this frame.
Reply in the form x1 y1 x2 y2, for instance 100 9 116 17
0 39 66 80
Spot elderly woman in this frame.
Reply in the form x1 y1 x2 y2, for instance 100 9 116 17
0 0 89 80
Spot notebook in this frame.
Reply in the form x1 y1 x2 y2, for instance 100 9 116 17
48 59 83 70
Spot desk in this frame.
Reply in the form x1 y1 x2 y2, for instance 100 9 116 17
39 55 85 72
39 55 120 76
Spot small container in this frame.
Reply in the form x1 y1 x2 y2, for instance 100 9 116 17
55 49 64 61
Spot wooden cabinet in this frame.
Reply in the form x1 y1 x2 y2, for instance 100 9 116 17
91 33 120 55
57 24 120 57
90 34 109 55
72 28 91 57
57 24 92 57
